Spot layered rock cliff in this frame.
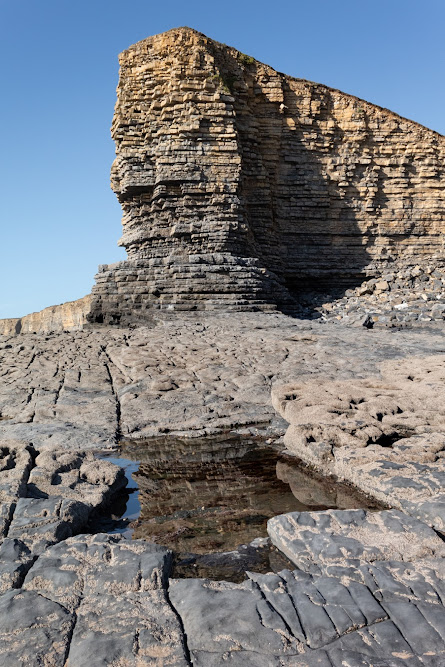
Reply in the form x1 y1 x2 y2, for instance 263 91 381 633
0 296 92 335
87 26 445 323
1 27 444 332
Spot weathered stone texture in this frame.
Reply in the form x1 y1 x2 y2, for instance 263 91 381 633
268 509 445 572
0 535 189 667
1 316 445 663
1 27 443 330
170 553 445 665
88 26 445 323
272 354 445 530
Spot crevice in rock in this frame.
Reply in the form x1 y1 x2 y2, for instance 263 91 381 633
164 580 193 666
278 575 309 645
250 579 297 642
25 352 36 370
10 554 38 591
25 387 35 406
100 345 122 442
371 429 414 448
3 445 38 539
61 580 84 665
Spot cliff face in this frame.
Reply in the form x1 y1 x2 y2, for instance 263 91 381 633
2 27 444 332
87 27 445 323
0 296 92 335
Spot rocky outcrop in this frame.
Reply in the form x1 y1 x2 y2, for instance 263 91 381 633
0 295 92 335
272 354 445 530
2 313 445 449
1 27 443 330
4 528 445 665
88 26 445 323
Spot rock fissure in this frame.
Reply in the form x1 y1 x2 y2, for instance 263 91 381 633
100 346 122 442
2 445 37 540
61 562 86 667
250 578 300 644
164 580 193 666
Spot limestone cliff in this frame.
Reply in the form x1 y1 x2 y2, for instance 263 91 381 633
2 27 444 332
88 27 445 323
0 295 92 335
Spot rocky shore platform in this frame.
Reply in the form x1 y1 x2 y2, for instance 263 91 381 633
0 312 444 665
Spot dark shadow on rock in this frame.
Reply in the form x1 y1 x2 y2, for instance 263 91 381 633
213 50 374 317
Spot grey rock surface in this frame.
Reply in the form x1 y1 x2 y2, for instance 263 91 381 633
0 534 189 667
0 330 122 451
267 509 445 573
0 588 73 667
1 315 445 664
169 555 445 665
0 538 34 593
1 448 126 558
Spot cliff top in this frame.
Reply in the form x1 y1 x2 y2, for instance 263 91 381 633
119 26 443 139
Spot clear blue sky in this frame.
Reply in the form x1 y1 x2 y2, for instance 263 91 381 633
1 0 444 318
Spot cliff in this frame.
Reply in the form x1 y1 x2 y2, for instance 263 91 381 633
87 27 445 323
2 27 444 331
0 295 92 335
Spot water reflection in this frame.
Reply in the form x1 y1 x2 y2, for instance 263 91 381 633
92 456 140 538
98 435 377 556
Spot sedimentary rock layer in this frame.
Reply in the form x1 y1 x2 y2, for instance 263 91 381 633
88 26 445 322
1 27 443 330
0 295 92 335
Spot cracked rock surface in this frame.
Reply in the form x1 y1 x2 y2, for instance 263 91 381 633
268 509 445 573
272 353 445 531
2 526 444 666
0 534 189 666
170 552 445 666
1 314 445 664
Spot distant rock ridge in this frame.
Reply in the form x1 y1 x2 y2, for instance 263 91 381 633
0 295 92 336
1 26 444 332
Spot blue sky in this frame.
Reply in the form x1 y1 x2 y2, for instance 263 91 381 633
1 0 444 318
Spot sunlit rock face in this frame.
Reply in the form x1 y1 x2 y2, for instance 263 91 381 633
87 26 444 323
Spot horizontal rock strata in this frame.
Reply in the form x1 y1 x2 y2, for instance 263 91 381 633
1 27 444 331
0 295 92 335
88 26 445 323
1 24 444 659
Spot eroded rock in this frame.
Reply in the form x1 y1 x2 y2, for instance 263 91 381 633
268 509 445 573
169 555 445 665
0 534 189 667
272 354 445 529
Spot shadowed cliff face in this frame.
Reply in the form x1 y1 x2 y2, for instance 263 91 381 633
87 27 443 322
